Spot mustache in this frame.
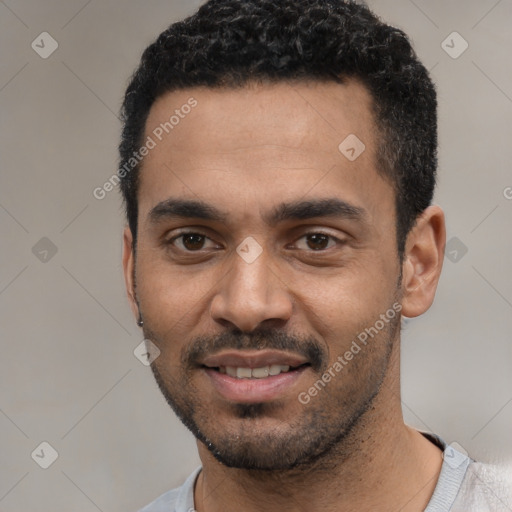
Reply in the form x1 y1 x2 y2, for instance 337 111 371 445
182 328 327 372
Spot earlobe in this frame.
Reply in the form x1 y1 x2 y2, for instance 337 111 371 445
400 205 446 318
122 226 139 321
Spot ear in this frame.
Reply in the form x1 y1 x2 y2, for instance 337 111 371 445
400 205 446 318
122 226 139 321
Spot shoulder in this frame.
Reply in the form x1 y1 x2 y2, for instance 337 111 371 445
419 431 511 512
452 460 512 511
138 467 201 512
138 488 181 512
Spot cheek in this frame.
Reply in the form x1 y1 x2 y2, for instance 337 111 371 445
297 259 388 308
135 256 210 333
137 251 222 340
293 258 398 345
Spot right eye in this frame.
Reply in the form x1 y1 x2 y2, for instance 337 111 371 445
167 231 219 252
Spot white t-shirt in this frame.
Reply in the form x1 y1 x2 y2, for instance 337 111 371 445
139 432 512 512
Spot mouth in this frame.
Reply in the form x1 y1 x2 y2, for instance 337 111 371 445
200 350 312 403
207 363 309 379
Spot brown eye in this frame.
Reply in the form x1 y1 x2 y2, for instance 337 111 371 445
169 232 217 252
294 232 339 251
305 233 330 250
181 234 205 250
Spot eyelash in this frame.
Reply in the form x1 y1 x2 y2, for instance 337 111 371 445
166 230 345 252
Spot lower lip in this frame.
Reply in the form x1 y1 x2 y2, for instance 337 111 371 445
203 367 309 403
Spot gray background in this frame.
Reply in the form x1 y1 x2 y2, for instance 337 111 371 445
1 0 511 510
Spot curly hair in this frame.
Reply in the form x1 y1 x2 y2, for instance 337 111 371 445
119 0 437 258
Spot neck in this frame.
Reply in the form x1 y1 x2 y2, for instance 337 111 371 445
194 344 443 512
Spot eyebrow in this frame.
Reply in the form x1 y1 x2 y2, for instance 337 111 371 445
148 197 368 226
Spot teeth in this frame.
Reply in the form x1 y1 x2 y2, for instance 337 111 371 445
226 366 237 377
270 364 289 375
221 365 292 379
251 366 269 378
236 367 252 379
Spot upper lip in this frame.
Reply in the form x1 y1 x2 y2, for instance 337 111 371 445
201 350 309 369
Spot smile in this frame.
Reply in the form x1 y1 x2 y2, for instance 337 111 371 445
199 350 312 402
215 364 292 378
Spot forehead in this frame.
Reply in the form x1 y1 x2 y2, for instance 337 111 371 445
138 80 393 227
145 79 376 156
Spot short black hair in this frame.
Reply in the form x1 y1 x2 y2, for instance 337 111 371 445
119 0 437 258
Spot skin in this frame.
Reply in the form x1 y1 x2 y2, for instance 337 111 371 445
123 79 447 511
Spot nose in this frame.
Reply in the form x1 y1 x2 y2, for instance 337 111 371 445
210 247 293 332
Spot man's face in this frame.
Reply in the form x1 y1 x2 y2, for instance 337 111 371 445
126 80 403 470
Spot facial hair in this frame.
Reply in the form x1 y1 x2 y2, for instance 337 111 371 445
143 303 400 472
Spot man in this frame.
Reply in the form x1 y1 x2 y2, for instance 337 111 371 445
119 0 510 510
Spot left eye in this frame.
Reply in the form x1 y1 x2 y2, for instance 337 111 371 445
294 233 339 251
